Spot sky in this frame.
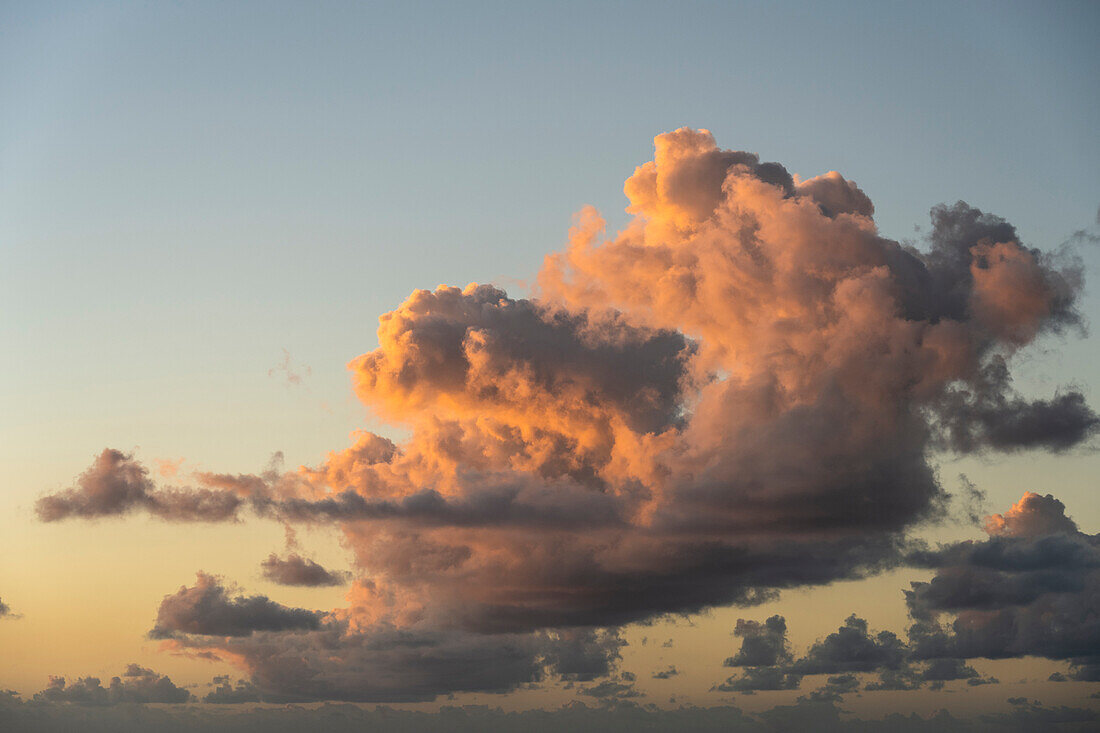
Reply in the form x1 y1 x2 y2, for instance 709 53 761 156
2 1 1099 730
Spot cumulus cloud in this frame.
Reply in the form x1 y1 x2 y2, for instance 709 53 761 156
905 492 1100 681
725 616 791 668
260 553 348 587
0 597 17 619
792 615 908 675
717 614 907 694
30 665 191 705
36 129 1098 702
715 609 1010 694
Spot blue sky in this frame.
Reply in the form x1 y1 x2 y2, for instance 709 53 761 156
4 2 1098 470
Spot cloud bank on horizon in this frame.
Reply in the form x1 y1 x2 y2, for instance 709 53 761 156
32 129 1099 703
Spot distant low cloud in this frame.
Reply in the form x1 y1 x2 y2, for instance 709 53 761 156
725 616 790 669
203 676 263 704
30 665 191 705
2 696 1095 732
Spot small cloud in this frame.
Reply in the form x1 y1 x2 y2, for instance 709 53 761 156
268 349 311 386
0 597 20 620
154 458 184 479
261 553 349 587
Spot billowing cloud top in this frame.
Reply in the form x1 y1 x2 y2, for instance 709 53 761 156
36 129 1097 702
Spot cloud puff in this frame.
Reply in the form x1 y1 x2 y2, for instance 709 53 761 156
799 673 861 703
260 554 348 587
268 349 311 386
150 573 322 638
905 493 1100 681
791 615 908 676
30 665 191 705
36 449 241 522
0 597 16 619
725 616 791 668
37 130 1098 702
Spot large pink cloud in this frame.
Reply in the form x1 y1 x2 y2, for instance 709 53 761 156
37 129 1097 701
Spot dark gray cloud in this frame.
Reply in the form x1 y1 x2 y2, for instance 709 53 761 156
29 666 191 705
709 494 1098 695
543 628 625 682
798 673 861 703
904 494 1100 682
174 624 621 703
203 676 264 704
919 657 979 683
914 202 1083 335
0 597 16 619
3 691 1097 732
578 679 641 700
989 698 1098 728
156 576 626 703
716 612 1003 694
36 449 241 522
791 615 907 675
713 665 801 694
933 359 1099 453
149 573 322 638
725 616 791 668
863 668 922 692
652 666 679 680
260 554 348 587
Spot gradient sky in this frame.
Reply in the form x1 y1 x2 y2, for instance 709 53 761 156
2 2 1099 730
